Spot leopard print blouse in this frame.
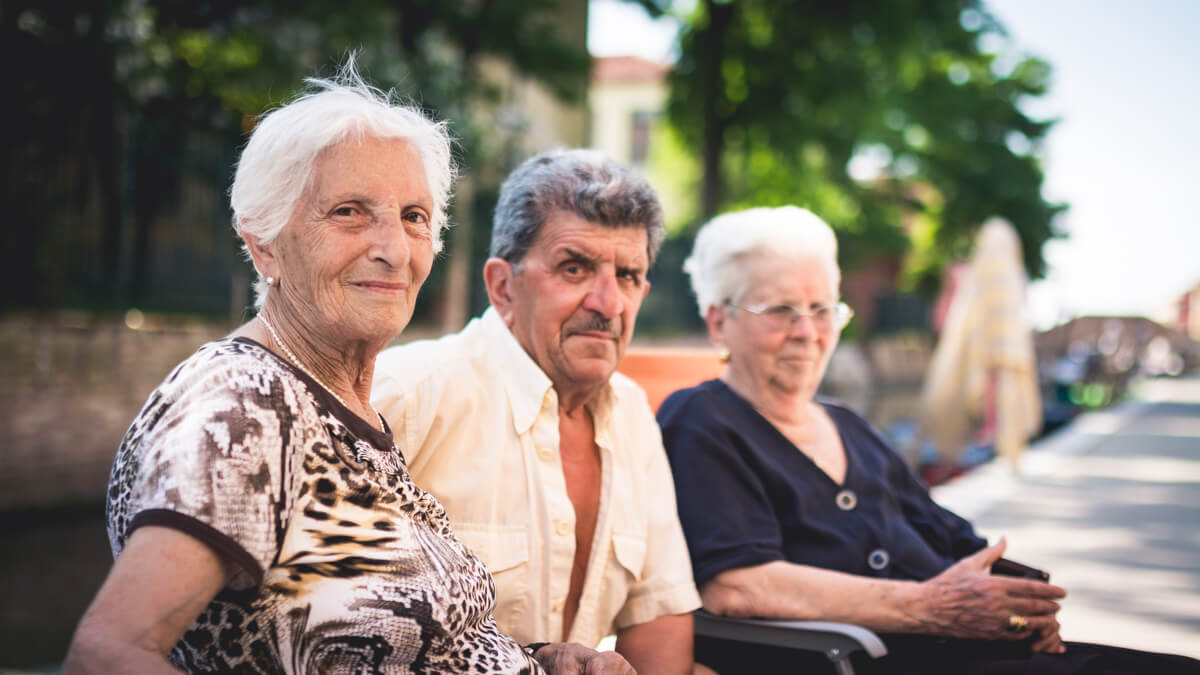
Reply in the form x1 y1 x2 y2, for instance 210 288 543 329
106 337 543 674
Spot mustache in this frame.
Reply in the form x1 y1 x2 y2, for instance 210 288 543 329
565 313 621 338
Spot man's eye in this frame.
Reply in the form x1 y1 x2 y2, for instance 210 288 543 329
813 304 833 317
766 305 795 318
333 206 358 217
404 211 429 224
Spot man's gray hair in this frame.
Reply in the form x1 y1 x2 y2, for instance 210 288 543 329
490 149 665 267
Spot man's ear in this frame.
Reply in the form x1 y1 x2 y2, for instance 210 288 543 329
483 258 517 326
242 228 280 281
704 303 727 350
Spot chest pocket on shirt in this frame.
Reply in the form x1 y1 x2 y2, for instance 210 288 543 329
452 524 530 630
612 533 646 582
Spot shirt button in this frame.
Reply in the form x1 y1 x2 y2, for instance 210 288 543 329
835 489 858 511
552 597 565 612
556 520 572 536
538 446 554 460
868 548 890 570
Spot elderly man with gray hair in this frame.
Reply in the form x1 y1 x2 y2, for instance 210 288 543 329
372 149 702 673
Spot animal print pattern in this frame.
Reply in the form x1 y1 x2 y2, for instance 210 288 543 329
106 337 543 674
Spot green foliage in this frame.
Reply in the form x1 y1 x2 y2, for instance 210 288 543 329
666 0 1066 285
3 0 589 314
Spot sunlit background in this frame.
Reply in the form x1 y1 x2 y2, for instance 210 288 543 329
588 0 1200 328
2 0 1198 668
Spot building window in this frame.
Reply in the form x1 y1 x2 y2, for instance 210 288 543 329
630 111 656 165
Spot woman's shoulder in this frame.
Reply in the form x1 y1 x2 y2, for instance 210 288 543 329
815 396 870 427
133 337 304 429
817 396 897 455
656 378 731 428
164 336 278 384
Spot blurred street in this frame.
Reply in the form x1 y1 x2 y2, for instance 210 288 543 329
934 376 1200 658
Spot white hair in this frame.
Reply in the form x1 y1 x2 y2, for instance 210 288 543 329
684 206 841 317
230 57 456 307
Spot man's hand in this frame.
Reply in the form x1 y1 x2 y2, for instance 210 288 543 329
533 643 637 675
917 539 1067 642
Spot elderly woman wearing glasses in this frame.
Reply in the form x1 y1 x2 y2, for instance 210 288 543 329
658 207 1199 674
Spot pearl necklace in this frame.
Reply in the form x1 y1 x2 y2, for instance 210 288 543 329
258 313 371 420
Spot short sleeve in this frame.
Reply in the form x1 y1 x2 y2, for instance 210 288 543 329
659 388 786 587
613 394 701 628
110 348 297 589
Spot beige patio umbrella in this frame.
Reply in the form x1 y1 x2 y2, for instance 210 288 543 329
918 219 1042 469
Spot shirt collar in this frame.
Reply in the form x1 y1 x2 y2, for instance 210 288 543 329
478 307 619 435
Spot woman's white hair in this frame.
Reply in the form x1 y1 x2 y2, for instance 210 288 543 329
684 206 841 317
230 56 456 307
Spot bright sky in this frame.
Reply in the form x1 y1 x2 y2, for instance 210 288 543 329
588 0 1200 328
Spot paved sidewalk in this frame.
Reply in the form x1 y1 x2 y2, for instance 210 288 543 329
933 376 1200 658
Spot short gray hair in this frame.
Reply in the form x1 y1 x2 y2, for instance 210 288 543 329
684 206 841 317
490 148 665 267
230 56 456 307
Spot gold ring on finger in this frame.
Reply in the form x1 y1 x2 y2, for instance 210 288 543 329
1006 614 1029 632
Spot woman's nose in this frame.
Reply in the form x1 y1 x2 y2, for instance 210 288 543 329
786 312 817 338
370 214 411 267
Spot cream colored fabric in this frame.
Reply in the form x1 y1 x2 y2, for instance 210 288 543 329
372 308 700 648
920 220 1042 467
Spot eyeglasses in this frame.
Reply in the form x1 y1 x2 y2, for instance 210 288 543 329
726 300 854 333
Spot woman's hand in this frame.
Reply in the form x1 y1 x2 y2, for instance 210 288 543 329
916 539 1067 641
1031 612 1067 654
533 643 637 674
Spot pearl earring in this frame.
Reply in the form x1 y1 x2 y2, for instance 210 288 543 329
265 276 276 287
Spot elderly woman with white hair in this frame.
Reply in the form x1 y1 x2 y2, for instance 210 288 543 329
658 207 1199 674
63 63 632 675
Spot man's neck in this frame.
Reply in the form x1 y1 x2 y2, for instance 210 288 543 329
555 381 606 418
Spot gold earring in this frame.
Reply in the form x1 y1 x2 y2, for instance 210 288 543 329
717 347 731 363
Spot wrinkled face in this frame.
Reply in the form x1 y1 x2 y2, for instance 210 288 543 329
713 255 841 401
504 212 651 395
258 136 435 347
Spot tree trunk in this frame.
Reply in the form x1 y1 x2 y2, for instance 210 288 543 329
440 173 475 333
699 0 734 220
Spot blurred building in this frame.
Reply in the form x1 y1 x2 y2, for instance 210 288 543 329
588 55 669 167
1035 315 1199 390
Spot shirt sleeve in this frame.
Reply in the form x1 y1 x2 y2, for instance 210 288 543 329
614 399 702 629
120 355 294 588
658 390 787 589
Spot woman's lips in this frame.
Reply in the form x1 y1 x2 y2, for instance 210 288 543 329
352 280 408 293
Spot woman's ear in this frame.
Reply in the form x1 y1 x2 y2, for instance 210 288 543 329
242 229 280 282
482 258 517 326
705 304 727 350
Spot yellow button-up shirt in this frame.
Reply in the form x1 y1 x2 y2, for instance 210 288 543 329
372 308 700 648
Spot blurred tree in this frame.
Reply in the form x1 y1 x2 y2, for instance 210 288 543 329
660 0 1065 286
2 0 588 317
